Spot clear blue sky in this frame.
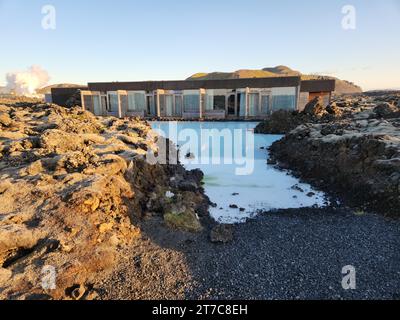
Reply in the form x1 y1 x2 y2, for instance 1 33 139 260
0 0 399 90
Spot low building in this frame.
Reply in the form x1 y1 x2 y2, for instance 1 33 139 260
51 86 88 106
52 77 335 119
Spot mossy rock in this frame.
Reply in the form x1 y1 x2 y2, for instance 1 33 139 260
164 211 202 233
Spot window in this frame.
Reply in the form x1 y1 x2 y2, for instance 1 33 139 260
175 96 183 116
183 94 199 113
108 93 119 112
261 95 270 114
101 95 108 112
213 96 226 111
165 95 174 116
158 95 165 115
205 90 226 111
93 95 101 115
248 93 259 116
128 92 146 111
205 93 213 111
239 93 246 117
272 95 296 112
83 95 93 112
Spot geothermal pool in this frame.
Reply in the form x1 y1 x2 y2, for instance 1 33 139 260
151 121 326 224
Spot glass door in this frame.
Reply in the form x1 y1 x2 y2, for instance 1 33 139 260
261 95 271 114
108 92 119 113
174 95 183 116
93 95 101 115
165 95 174 116
248 93 259 116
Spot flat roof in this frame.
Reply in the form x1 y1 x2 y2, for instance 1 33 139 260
88 77 302 92
51 87 88 95
49 78 335 94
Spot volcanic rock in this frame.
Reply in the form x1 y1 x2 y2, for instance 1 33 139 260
0 99 208 300
270 95 400 216
210 224 234 243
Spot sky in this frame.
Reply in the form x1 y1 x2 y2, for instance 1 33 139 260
0 0 399 91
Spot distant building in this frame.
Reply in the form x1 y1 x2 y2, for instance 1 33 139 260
52 77 335 119
51 86 88 106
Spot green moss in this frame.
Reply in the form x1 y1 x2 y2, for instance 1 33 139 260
353 210 366 216
164 211 202 233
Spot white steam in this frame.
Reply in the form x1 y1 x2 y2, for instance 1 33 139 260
6 65 50 96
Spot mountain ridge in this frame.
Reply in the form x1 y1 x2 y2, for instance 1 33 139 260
187 65 362 94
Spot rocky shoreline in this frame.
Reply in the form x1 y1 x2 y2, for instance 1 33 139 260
267 93 400 216
0 101 209 299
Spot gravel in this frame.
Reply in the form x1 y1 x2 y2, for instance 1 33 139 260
99 207 400 300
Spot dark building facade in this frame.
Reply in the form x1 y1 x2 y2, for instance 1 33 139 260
50 87 88 106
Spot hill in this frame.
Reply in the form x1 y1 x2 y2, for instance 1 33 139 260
187 65 362 94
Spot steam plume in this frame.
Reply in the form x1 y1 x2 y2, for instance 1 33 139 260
6 65 50 96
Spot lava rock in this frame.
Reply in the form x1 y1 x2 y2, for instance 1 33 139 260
373 102 397 118
304 97 325 117
210 224 234 244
